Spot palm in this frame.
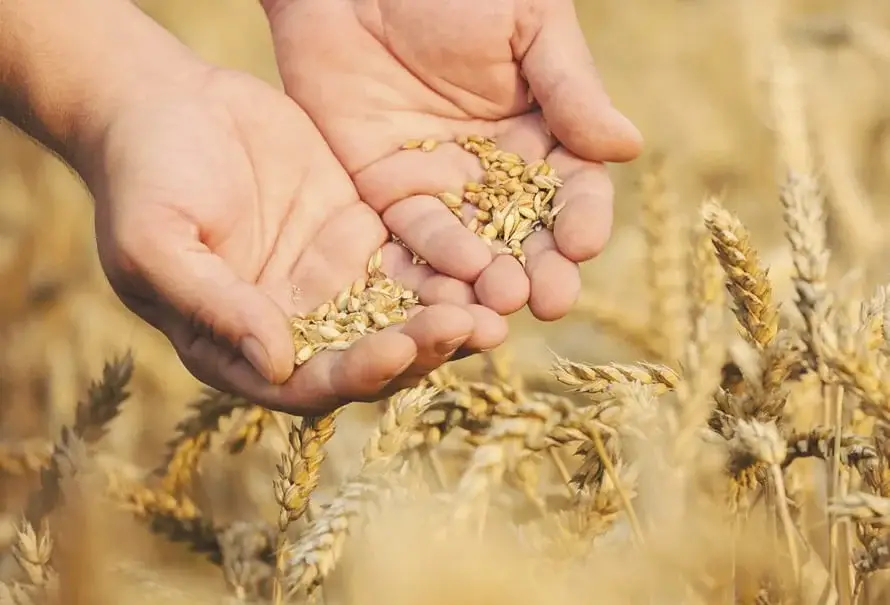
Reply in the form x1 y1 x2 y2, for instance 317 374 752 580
266 0 642 320
91 67 503 413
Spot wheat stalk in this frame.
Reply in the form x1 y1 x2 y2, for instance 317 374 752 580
284 387 436 598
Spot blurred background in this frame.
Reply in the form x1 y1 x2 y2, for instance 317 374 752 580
2 0 890 594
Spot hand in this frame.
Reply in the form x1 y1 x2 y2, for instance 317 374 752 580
84 62 507 414
263 0 643 321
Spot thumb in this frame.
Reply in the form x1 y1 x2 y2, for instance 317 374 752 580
519 2 643 163
139 243 295 385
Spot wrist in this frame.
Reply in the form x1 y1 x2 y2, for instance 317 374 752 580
0 0 209 176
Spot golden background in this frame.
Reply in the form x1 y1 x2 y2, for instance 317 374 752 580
1 0 889 600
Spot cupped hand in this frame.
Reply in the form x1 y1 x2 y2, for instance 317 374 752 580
84 63 507 414
263 0 643 320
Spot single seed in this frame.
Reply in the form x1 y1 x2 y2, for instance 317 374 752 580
519 206 537 220
369 249 383 272
505 180 523 194
317 325 342 341
314 303 332 319
437 192 463 209
335 290 350 311
502 211 517 241
296 345 315 364
349 278 365 297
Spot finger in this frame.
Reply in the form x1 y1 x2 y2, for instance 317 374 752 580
547 150 615 263
419 274 478 306
387 303 509 382
522 231 581 321
285 202 388 315
518 1 643 163
461 304 509 351
162 318 300 412
434 302 511 363
384 243 478 306
238 329 419 414
281 329 419 412
353 140 488 213
373 375 429 401
494 113 557 162
120 213 294 385
396 304 474 377
383 194 492 282
473 254 529 315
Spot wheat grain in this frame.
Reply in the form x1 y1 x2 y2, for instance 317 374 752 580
155 389 249 495
285 386 436 597
274 411 340 531
218 521 276 601
670 217 727 460
290 249 418 367
405 135 567 267
224 406 271 455
106 472 223 563
830 493 890 525
732 420 801 581
703 199 779 351
780 172 829 352
271 411 339 603
0 440 51 476
10 521 52 588
641 154 688 362
550 355 679 399
24 354 134 526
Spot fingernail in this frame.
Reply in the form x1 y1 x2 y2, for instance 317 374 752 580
376 357 416 390
610 108 644 145
241 336 274 383
451 349 475 362
435 336 466 357
395 356 415 376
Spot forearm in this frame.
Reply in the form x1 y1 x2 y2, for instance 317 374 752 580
0 0 203 173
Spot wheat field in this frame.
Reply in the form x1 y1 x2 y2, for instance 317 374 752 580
3 1 890 603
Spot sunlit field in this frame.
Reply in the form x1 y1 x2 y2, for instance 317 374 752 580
3 1 890 603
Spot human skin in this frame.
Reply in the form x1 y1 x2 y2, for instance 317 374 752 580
0 0 508 414
261 0 643 320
